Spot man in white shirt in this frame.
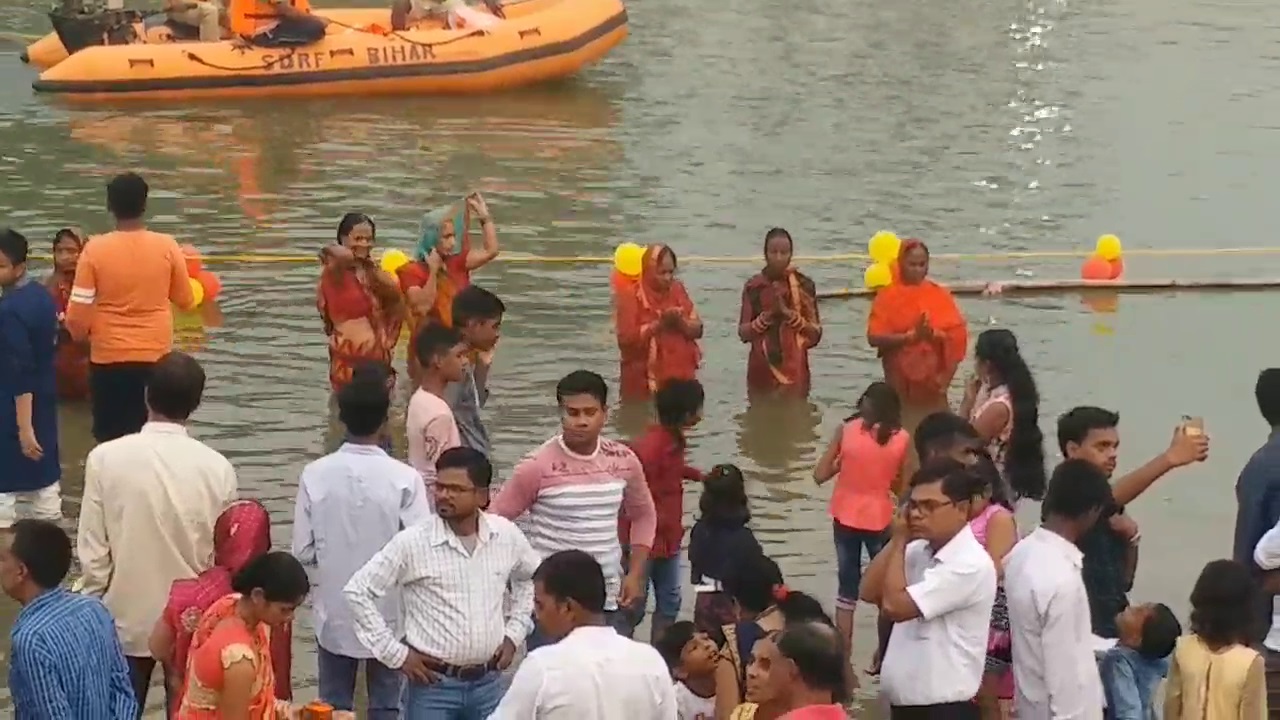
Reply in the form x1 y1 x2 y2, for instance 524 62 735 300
294 375 431 718
489 549 678 720
1005 459 1114 720
76 351 237 716
860 459 997 720
344 446 540 719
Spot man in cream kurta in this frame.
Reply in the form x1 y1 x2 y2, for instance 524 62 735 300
76 351 237 716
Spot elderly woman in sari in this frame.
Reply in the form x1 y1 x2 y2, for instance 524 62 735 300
171 551 309 719
738 228 822 398
615 244 702 402
44 228 91 401
150 500 293 717
317 214 406 392
866 239 969 442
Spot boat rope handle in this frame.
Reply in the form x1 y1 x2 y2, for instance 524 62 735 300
182 45 296 71
323 15 488 50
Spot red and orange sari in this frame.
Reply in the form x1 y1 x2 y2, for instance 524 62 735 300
615 245 701 401
867 240 969 408
44 272 90 401
317 256 405 392
740 268 821 396
174 594 282 719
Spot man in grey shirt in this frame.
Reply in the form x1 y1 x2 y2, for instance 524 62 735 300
444 285 505 458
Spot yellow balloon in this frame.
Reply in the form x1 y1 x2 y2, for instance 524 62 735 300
380 249 411 275
188 277 205 307
1095 234 1122 262
868 231 901 265
614 242 645 278
864 263 893 289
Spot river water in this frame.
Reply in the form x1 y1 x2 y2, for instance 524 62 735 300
2 0 1280 712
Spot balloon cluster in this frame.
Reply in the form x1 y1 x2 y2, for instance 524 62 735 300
610 242 644 294
1080 234 1124 281
862 231 901 290
181 245 224 307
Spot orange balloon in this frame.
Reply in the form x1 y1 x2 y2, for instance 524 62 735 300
181 244 203 277
609 269 636 295
1107 258 1124 280
197 270 222 301
1080 255 1111 281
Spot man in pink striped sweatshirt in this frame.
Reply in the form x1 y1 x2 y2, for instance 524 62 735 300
492 370 657 648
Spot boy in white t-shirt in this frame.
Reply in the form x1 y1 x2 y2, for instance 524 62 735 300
656 621 720 720
406 324 468 491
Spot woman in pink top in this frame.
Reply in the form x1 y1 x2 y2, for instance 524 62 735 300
969 451 1019 720
812 381 908 677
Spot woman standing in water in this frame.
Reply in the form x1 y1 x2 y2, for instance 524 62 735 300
738 228 822 398
44 228 90 401
317 213 405 392
960 328 1047 503
866 239 968 444
397 193 500 335
616 244 702 402
0 229 61 529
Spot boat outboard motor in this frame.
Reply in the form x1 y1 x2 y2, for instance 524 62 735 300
48 0 149 54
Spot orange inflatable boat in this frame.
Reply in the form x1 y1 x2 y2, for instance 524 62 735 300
32 0 627 101
21 7 384 69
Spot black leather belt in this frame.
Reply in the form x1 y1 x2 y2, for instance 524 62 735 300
425 658 499 681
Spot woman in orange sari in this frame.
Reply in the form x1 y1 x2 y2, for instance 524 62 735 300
738 227 822 397
616 244 702 402
317 213 405 392
174 551 309 719
866 239 969 431
44 228 90 401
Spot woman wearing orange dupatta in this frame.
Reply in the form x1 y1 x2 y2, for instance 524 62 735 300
318 214 405 392
866 239 969 425
738 228 822 397
44 228 90 401
616 244 703 402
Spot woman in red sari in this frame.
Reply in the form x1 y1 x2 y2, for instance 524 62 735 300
44 228 90 401
148 500 294 717
317 213 406 392
615 244 702 402
866 239 969 435
738 227 822 397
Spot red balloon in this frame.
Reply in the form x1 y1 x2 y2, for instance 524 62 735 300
1080 255 1111 281
197 270 222 301
181 244 203 277
1107 258 1124 280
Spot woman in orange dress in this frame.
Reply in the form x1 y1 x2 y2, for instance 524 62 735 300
738 227 822 398
43 228 90 401
615 244 702 402
174 551 310 719
866 239 969 432
317 213 406 392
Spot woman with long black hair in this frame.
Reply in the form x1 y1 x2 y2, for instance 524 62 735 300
960 328 1047 503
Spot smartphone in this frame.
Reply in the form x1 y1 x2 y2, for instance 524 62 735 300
1182 415 1205 436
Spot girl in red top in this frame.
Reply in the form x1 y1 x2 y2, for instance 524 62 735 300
812 381 908 679
43 228 90 401
615 245 702 402
621 377 704 643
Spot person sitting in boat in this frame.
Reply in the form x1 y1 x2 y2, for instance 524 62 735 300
163 0 224 41
228 0 328 46
390 0 503 31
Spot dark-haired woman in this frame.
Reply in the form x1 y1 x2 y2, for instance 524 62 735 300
1165 559 1265 719
813 381 908 683
688 464 762 634
174 551 310 719
44 228 90 401
960 328 1047 504
968 451 1018 720
616 244 702 402
318 214 406 392
739 228 822 397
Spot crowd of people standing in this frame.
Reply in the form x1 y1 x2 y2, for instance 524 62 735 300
2 169 1280 720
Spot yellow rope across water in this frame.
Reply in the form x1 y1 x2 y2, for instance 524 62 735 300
25 246 1280 266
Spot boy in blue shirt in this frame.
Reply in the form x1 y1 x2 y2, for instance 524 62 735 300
1099 602 1181 720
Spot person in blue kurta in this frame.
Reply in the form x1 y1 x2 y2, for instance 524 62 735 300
1 518 138 719
0 228 61 528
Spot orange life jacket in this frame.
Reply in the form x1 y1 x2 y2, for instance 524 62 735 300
228 0 312 36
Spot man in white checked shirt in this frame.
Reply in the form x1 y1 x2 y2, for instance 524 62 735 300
344 446 542 719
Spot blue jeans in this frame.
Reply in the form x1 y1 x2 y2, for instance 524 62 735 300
316 646 402 718
525 611 632 650
402 672 507 720
624 555 682 630
833 521 887 608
